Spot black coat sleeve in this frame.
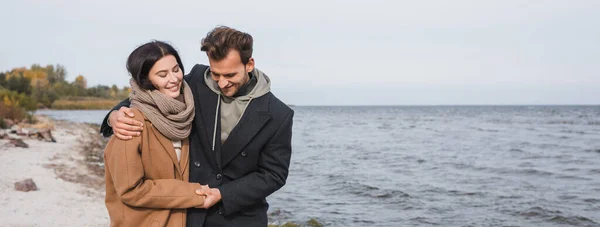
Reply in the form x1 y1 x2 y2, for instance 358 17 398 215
99 99 131 137
216 110 294 215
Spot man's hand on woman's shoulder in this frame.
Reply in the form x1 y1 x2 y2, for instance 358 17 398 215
110 106 144 140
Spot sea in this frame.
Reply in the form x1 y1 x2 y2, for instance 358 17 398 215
36 105 600 227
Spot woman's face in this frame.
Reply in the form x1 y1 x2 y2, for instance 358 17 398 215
148 55 183 98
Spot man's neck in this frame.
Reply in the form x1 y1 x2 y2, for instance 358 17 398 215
233 72 256 97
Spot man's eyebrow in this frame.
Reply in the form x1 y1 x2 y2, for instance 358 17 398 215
211 71 237 76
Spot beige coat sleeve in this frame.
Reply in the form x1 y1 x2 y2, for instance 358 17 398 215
104 135 205 209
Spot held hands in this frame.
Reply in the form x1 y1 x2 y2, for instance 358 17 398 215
109 107 144 140
195 185 222 209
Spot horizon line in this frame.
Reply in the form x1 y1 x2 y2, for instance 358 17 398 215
287 104 600 107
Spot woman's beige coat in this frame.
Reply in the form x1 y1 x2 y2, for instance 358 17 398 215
104 108 205 227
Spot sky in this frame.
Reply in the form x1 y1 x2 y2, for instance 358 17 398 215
1 0 599 105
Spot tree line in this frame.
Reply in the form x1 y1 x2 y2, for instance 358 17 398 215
0 64 129 123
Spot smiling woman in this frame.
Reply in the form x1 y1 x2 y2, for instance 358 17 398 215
126 41 185 92
147 55 184 98
103 40 205 227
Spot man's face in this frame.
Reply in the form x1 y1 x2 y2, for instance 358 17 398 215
208 50 254 97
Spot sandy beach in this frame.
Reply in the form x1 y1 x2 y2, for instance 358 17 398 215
0 119 109 227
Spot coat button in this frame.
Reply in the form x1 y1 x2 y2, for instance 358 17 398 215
241 151 248 157
216 173 222 180
218 209 224 215
194 161 201 168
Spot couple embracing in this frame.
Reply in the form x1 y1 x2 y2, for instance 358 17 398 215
101 26 294 227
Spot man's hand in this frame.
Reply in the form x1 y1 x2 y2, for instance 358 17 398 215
194 185 209 207
195 186 222 209
110 106 143 140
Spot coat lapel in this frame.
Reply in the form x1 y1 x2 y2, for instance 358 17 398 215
194 82 221 171
220 96 271 167
179 138 190 178
150 126 183 176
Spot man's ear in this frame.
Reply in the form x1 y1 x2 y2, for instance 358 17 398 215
245 57 255 73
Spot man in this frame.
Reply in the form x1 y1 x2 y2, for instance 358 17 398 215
100 26 294 227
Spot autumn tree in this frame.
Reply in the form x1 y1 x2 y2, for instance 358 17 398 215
46 64 67 84
74 75 87 88
70 74 87 96
110 85 119 98
86 85 111 98
5 74 32 94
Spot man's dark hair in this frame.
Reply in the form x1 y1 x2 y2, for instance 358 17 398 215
126 40 184 90
201 26 253 65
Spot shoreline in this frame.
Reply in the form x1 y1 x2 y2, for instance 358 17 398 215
0 116 323 227
0 117 109 226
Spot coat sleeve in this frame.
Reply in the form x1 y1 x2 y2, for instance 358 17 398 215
99 98 131 137
216 110 294 215
104 133 206 209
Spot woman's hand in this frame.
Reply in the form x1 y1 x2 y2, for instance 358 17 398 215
195 185 222 209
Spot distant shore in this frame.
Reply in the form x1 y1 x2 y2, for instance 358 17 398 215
50 97 122 110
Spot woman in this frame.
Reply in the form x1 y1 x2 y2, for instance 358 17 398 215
104 41 205 227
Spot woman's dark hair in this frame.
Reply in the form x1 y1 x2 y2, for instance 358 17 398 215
126 40 184 90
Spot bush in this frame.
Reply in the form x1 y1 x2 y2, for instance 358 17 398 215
0 89 36 110
0 89 37 121
0 101 30 122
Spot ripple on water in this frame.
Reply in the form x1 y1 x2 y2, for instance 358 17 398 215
518 207 598 226
583 198 600 203
326 176 411 201
557 195 579 200
589 169 600 174
560 130 586 135
585 149 600 153
447 190 486 197
554 175 592 181
492 167 555 177
408 217 441 226
497 195 525 200
509 148 525 152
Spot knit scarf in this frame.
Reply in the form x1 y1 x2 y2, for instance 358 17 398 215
129 78 195 140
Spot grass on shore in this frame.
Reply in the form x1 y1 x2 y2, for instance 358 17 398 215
51 98 122 110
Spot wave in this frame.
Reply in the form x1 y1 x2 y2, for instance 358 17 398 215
583 198 600 203
471 127 501 132
509 148 525 152
546 120 578 125
518 207 598 226
560 130 586 135
491 168 555 177
585 149 600 153
447 189 485 197
587 121 600 125
326 176 411 200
